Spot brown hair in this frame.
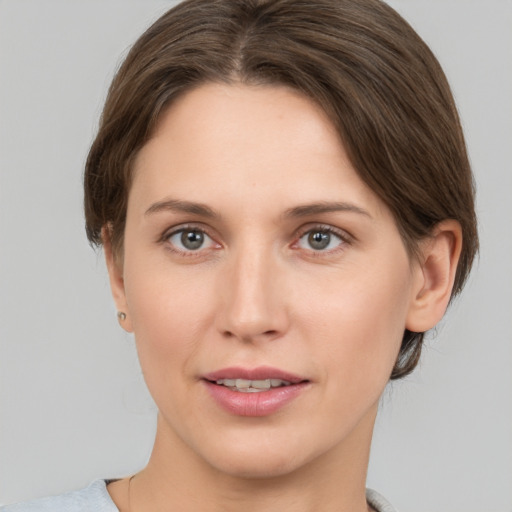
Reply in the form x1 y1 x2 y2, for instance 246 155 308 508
84 0 478 379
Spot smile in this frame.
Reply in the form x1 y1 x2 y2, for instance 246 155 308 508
214 378 292 392
202 367 310 416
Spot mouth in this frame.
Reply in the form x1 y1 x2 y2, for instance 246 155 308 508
201 367 310 416
209 377 294 393
202 366 308 389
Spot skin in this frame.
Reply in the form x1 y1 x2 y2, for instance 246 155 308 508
105 83 462 512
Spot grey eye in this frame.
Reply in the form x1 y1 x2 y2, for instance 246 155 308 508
181 230 204 250
308 231 331 250
168 229 215 252
297 229 343 251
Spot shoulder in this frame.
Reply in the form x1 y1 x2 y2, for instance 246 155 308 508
366 488 399 512
0 480 119 512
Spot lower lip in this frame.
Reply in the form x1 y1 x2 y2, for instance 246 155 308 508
203 381 309 417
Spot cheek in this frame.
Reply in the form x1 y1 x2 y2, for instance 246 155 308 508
123 256 217 386
299 259 412 388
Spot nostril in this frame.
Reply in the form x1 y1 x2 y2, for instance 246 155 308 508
222 329 280 343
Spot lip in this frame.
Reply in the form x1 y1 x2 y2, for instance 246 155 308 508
202 366 310 417
203 366 306 383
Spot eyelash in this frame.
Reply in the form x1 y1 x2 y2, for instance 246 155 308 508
160 224 220 258
160 223 352 258
292 224 352 256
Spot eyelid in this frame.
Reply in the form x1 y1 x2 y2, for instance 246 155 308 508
292 223 353 253
158 222 353 256
160 223 222 255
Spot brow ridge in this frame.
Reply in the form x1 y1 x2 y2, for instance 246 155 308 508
145 198 371 220
283 201 372 219
145 198 218 218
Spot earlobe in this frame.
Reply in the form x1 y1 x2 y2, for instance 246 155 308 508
406 220 463 333
102 226 134 333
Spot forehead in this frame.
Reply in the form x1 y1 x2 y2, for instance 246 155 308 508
130 82 388 220
138 82 344 171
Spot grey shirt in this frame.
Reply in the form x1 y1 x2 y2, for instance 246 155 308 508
1 480 398 511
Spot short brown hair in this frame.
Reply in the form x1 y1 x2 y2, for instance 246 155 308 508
84 0 478 379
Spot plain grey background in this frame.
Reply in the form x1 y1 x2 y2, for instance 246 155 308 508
1 1 511 510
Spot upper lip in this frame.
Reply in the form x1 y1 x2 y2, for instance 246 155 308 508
202 366 307 384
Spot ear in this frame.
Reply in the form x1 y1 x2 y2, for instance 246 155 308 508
406 220 463 333
102 226 134 333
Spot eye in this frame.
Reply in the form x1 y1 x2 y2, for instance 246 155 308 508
166 228 217 253
296 227 345 252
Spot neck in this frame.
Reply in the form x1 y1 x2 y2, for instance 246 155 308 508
128 407 377 512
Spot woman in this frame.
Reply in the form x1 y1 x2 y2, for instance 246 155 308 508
1 0 478 511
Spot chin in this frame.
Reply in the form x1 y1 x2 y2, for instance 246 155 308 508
197 432 316 480
209 451 304 480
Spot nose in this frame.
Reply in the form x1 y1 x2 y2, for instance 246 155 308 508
216 243 289 343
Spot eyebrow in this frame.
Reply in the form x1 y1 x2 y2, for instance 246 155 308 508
145 198 218 218
145 198 372 220
283 201 372 219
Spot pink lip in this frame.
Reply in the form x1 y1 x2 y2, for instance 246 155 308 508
203 366 306 383
202 366 310 417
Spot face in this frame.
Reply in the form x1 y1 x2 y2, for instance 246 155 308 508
111 83 425 478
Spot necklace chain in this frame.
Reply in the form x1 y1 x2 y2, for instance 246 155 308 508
127 473 136 512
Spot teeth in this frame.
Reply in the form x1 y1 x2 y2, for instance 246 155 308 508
251 379 271 390
236 379 251 389
215 378 291 392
